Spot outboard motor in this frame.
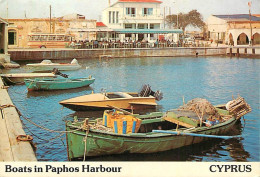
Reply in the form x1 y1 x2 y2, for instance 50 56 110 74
52 68 69 78
138 84 163 101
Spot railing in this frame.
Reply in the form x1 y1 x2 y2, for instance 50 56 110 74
120 14 163 20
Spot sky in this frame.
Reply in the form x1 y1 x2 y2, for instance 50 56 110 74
0 0 259 21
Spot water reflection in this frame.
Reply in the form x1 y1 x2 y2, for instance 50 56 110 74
27 86 93 98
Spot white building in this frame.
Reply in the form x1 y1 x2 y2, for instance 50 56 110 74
207 14 260 46
102 0 181 42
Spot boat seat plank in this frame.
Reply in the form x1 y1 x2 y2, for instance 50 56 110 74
163 116 195 128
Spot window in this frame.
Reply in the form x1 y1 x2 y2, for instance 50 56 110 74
109 11 111 23
126 7 136 17
8 30 17 45
56 35 65 41
150 24 154 29
48 35 56 41
113 11 115 23
125 24 133 29
116 11 119 23
143 8 153 16
109 11 119 24
40 35 48 41
138 24 145 29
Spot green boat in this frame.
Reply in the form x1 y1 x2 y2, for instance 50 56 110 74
24 76 95 91
65 97 251 161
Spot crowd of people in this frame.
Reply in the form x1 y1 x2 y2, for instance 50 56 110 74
68 39 184 49
68 38 210 49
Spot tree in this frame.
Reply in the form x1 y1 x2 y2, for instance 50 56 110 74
166 10 205 32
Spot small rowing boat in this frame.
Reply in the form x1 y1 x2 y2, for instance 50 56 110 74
65 96 251 160
26 58 81 72
24 76 95 91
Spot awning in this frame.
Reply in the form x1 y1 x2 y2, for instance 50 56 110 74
68 28 114 32
113 29 183 34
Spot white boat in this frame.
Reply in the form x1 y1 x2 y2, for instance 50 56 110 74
60 85 163 111
26 58 81 72
59 92 158 111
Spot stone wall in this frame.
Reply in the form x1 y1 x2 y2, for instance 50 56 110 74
9 47 227 61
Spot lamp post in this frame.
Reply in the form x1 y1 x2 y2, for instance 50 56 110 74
248 1 253 46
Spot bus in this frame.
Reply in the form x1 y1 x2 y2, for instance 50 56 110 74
27 34 73 48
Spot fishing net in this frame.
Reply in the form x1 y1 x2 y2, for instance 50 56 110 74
176 98 221 121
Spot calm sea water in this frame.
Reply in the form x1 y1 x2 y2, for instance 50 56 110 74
5 56 259 161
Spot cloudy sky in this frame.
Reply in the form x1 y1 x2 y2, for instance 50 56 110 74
0 0 259 21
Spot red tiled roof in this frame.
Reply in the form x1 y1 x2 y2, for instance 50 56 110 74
96 22 107 27
118 0 162 3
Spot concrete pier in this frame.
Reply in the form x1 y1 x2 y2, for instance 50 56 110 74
226 46 260 58
0 77 37 161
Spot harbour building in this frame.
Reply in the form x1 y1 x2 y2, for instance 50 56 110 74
102 0 182 42
207 14 260 46
6 14 96 48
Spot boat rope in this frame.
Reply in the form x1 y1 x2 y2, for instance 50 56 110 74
0 104 82 133
83 128 89 162
21 120 65 145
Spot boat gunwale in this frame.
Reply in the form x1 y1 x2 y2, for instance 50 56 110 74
60 95 156 104
24 78 95 84
66 116 238 140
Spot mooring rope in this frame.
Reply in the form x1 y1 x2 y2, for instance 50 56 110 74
83 128 89 162
0 104 82 133
22 120 65 144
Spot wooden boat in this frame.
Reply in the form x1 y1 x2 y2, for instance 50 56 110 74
0 73 56 85
24 76 95 91
60 85 163 111
60 92 158 111
26 58 81 72
65 97 251 160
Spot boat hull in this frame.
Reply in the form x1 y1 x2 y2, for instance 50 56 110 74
66 117 238 160
1 73 56 85
25 78 95 91
27 64 81 72
60 97 157 111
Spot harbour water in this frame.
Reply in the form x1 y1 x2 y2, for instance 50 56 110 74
6 56 259 161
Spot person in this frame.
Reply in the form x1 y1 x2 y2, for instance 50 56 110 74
94 40 98 48
70 41 75 48
154 39 159 48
